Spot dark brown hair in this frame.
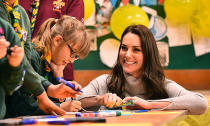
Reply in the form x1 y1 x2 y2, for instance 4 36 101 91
107 25 168 99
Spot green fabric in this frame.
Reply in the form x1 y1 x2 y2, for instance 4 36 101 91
0 18 24 119
0 0 51 96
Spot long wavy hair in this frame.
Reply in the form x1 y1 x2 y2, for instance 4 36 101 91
107 25 168 100
32 15 90 59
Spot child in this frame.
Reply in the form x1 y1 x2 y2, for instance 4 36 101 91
0 18 24 119
5 15 90 117
0 0 82 117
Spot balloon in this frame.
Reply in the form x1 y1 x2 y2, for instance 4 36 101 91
100 39 120 68
190 0 210 37
83 0 95 21
164 0 198 24
110 4 149 40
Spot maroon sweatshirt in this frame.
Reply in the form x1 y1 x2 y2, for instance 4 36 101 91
19 0 85 81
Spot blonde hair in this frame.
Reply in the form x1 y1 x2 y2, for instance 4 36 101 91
32 15 90 59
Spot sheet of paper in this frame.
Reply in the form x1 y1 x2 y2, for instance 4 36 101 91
157 41 169 67
192 34 210 56
166 21 192 47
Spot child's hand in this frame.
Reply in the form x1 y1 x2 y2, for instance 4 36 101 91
47 81 82 99
7 45 24 67
0 37 10 59
60 100 82 112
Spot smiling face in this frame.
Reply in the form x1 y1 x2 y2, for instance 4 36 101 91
119 32 143 78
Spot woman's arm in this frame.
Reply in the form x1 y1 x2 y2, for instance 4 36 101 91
77 74 122 109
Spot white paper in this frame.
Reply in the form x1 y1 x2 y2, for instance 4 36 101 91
166 21 192 47
192 35 210 56
157 41 169 67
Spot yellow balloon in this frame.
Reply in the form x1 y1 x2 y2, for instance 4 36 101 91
190 1 210 37
110 5 149 40
164 0 198 24
83 0 95 21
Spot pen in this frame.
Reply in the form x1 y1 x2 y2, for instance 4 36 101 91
0 119 36 125
21 115 57 119
66 112 81 115
56 77 83 93
67 117 106 123
22 118 70 125
76 111 121 117
135 110 149 113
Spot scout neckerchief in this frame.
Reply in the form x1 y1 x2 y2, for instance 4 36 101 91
41 47 65 103
2 0 24 50
30 0 40 35
42 47 52 73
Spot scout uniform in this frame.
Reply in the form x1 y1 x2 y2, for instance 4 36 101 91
0 0 52 118
19 0 85 81
0 18 24 119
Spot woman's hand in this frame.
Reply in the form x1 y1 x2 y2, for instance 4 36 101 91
123 97 171 110
7 45 24 67
0 37 10 59
36 91 66 115
60 100 81 112
50 62 66 77
47 81 82 99
98 93 123 108
123 96 151 110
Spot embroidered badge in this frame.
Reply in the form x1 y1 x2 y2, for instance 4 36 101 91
22 29 28 42
53 0 65 12
0 28 4 38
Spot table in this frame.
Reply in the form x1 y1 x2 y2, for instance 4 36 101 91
21 110 187 126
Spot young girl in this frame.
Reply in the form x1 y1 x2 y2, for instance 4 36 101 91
5 15 90 118
31 15 90 112
77 25 208 115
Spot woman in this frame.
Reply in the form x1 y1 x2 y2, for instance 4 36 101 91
77 25 208 115
5 15 90 118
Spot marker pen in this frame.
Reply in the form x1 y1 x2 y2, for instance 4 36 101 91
22 118 70 125
67 117 106 123
66 112 81 115
135 110 149 113
76 111 121 117
0 119 36 125
98 111 121 117
57 77 83 93
21 115 57 119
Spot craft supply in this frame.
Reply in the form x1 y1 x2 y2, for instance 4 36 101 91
75 111 121 117
67 117 106 123
57 77 83 92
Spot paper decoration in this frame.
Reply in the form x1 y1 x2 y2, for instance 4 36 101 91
157 41 169 67
166 20 192 47
100 39 120 68
192 35 210 56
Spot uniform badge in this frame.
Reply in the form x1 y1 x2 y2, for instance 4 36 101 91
22 29 28 42
53 0 65 12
